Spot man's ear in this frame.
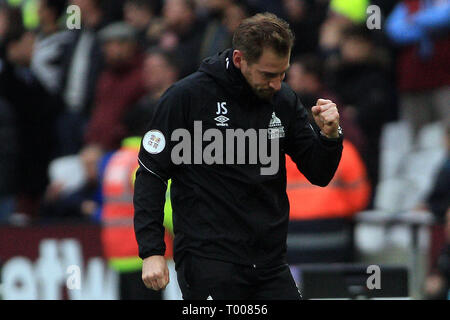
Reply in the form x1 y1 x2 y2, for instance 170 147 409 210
233 50 243 69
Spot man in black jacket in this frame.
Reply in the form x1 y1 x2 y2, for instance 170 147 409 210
134 12 343 300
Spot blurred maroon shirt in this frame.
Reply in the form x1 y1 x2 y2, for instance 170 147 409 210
84 53 146 151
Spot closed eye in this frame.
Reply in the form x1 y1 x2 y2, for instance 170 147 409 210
263 72 278 78
261 69 289 79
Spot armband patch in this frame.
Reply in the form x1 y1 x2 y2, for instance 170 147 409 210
143 130 166 154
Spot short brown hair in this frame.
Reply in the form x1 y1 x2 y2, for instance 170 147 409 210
232 12 295 64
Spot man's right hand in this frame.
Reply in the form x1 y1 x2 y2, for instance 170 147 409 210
142 255 169 291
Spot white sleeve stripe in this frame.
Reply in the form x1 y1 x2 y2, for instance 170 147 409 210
137 158 168 186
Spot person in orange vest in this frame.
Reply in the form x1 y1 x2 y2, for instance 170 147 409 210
101 135 174 300
286 139 371 264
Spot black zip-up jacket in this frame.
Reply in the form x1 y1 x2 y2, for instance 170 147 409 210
134 49 343 268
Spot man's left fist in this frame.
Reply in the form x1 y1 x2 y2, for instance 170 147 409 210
311 99 340 139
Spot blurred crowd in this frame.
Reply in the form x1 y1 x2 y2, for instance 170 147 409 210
0 0 449 298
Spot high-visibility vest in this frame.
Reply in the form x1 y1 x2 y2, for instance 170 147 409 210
286 140 371 220
8 0 39 30
101 137 173 271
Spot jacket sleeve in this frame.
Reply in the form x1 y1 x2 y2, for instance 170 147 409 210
285 94 343 187
133 84 188 259
133 167 167 259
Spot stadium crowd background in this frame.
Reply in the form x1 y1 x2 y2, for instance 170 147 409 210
0 0 448 299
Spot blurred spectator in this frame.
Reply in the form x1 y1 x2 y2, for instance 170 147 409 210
0 2 25 45
57 0 107 156
83 21 146 151
425 123 450 225
246 0 283 16
281 0 327 57
147 0 206 77
142 48 180 101
123 0 157 47
31 0 72 95
385 0 450 137
102 0 126 23
196 0 233 16
123 48 180 152
329 25 395 197
318 0 360 64
0 4 59 217
0 4 22 221
39 144 108 222
0 97 19 222
286 139 371 264
424 209 450 300
420 123 450 290
222 1 247 33
199 0 247 60
40 20 147 223
287 54 366 152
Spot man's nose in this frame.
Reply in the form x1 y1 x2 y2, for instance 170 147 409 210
269 78 282 91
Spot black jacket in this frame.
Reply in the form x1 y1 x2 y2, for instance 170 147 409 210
134 49 343 268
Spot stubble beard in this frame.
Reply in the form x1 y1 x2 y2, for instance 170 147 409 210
242 69 274 101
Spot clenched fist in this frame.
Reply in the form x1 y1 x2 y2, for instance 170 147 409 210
311 99 340 139
142 255 169 291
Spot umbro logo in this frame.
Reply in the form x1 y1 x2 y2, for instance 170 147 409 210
214 115 229 126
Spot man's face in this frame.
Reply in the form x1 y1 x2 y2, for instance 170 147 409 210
124 2 152 29
235 48 290 101
143 53 175 91
103 40 136 68
287 62 319 94
340 37 372 63
163 0 193 29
